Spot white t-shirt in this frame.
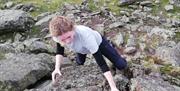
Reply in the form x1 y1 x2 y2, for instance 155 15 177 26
66 25 102 54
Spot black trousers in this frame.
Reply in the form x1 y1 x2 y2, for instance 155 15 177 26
76 36 127 73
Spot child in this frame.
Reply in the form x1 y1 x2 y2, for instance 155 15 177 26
49 16 127 91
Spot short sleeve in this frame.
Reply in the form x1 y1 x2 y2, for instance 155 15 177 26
82 32 99 54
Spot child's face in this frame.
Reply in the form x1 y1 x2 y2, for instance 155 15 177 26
53 31 75 45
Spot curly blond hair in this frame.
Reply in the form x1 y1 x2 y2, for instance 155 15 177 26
49 16 74 37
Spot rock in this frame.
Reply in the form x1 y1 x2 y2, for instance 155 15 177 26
0 53 54 91
118 0 136 6
121 15 130 23
155 42 180 66
26 60 104 91
114 74 129 91
169 0 180 7
12 3 35 12
164 5 174 11
35 14 56 32
140 1 153 7
14 38 54 54
124 47 136 54
131 10 146 19
109 22 125 29
120 11 130 16
4 1 14 9
162 74 180 87
169 0 175 4
0 10 34 34
112 32 124 46
128 5 138 9
35 12 52 21
130 75 180 91
126 34 136 47
155 0 160 4
0 38 55 54
143 6 152 12
0 43 16 53
147 27 175 40
123 63 148 78
63 3 77 10
94 24 105 35
172 19 180 27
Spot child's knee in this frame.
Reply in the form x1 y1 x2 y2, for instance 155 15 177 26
75 58 85 65
115 58 127 70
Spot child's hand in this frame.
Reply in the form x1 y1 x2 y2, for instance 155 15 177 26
51 69 62 87
111 88 119 91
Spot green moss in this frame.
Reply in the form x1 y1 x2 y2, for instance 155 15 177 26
124 33 129 44
175 32 180 42
0 52 5 60
87 0 98 11
160 64 173 74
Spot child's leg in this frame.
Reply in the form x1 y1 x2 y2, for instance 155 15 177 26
75 53 86 65
99 36 127 70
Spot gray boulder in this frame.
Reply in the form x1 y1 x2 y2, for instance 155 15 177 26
35 14 56 32
0 38 55 54
0 10 34 34
155 42 180 66
147 27 175 40
0 53 54 91
130 75 180 91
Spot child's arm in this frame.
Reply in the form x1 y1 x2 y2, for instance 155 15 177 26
93 50 119 91
52 43 64 83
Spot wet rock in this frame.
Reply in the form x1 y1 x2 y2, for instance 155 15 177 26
130 75 180 91
165 5 174 11
0 53 54 91
0 10 34 34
